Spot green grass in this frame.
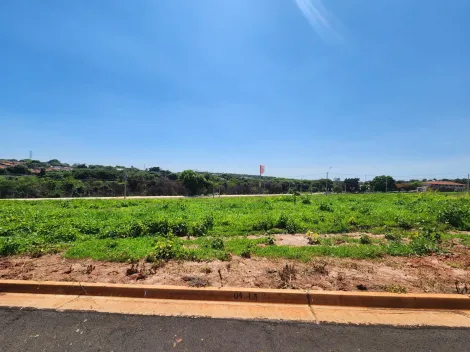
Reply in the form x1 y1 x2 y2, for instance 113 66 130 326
1 193 469 261
60 231 456 262
64 236 393 262
64 237 155 262
254 244 388 260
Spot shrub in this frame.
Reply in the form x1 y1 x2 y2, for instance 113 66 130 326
285 219 299 234
331 217 349 233
240 246 251 258
210 237 224 250
107 240 118 249
0 238 20 256
358 205 371 215
409 230 441 255
215 250 231 261
202 215 214 230
319 203 333 212
129 221 148 237
384 233 401 242
437 204 468 228
306 231 321 245
276 214 290 229
253 219 273 231
360 235 372 245
396 217 413 230
172 220 189 237
220 219 231 226
147 219 171 236
386 284 408 294
102 229 123 239
74 222 100 235
266 235 275 245
420 227 442 244
301 196 311 205
154 237 180 260
191 222 208 237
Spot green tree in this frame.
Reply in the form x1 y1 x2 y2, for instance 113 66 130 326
333 184 343 193
16 177 41 197
168 173 178 181
344 178 360 193
179 170 208 196
370 176 397 192
39 168 46 177
0 178 15 197
47 159 63 166
7 164 30 175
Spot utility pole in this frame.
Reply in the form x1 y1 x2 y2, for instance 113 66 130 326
259 166 261 194
116 168 128 199
467 173 469 193
326 167 332 195
124 171 128 199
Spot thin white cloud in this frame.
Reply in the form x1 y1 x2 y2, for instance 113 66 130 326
294 0 338 40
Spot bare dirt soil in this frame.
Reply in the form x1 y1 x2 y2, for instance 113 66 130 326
251 233 386 246
1 251 468 294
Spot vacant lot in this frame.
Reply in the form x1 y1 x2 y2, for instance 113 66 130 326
1 194 469 292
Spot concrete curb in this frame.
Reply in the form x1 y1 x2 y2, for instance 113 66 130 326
1 280 469 310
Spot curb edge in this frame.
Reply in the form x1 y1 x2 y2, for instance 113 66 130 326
1 280 469 310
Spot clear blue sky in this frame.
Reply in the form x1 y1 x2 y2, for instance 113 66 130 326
1 0 469 180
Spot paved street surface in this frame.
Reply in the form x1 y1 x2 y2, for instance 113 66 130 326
0 308 468 352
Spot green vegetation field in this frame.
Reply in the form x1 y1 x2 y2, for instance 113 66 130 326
1 193 469 262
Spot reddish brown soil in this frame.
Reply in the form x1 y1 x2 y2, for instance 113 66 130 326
247 233 386 247
1 252 468 294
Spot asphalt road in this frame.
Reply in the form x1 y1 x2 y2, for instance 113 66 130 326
0 308 469 352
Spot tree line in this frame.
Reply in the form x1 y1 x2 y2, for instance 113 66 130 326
0 158 461 198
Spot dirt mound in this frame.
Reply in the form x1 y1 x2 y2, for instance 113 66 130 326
1 252 468 294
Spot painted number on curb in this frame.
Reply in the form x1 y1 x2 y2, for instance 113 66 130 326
233 292 258 301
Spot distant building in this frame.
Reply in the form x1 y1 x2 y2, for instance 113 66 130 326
49 166 73 171
419 181 466 192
